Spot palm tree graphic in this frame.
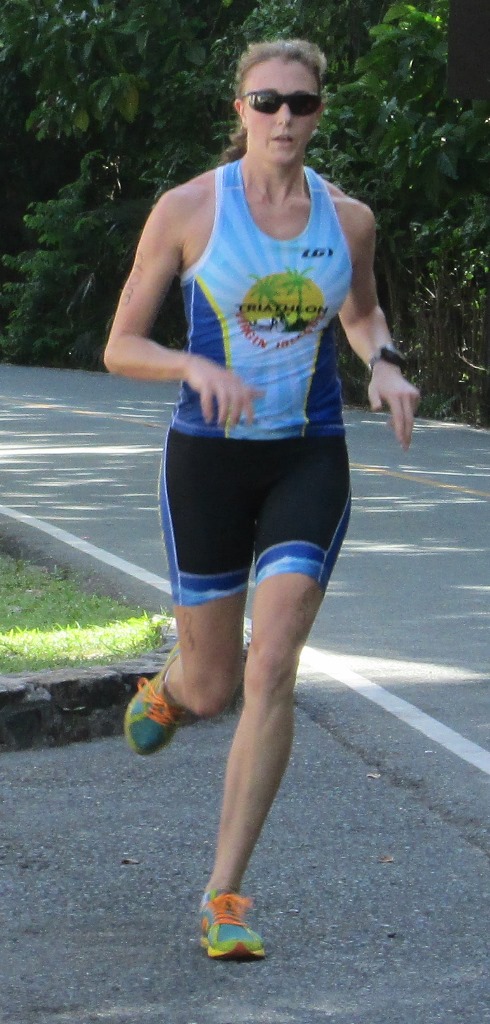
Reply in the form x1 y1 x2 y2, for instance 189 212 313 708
242 269 322 334
282 267 314 330
246 275 283 328
249 275 278 305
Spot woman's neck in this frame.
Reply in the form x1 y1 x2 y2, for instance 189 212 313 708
240 154 308 206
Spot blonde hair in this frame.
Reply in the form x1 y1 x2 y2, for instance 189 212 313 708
219 39 327 165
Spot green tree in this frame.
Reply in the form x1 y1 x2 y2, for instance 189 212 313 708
318 1 489 421
1 0 488 422
0 0 256 366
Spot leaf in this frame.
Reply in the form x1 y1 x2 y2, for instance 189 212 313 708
96 81 113 112
383 3 415 23
437 150 459 180
135 30 149 57
73 108 89 132
116 82 139 123
187 42 206 66
369 23 397 40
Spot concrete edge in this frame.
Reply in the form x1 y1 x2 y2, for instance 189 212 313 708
0 640 178 754
0 637 247 754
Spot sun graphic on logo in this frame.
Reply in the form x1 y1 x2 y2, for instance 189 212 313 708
239 269 326 334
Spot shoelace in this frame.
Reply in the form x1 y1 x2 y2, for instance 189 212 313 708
208 893 253 927
136 676 185 727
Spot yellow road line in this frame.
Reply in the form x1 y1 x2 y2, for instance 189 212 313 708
4 401 490 498
8 401 162 430
351 463 490 499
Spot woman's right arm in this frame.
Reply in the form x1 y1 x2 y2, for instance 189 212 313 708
103 190 191 381
104 187 262 426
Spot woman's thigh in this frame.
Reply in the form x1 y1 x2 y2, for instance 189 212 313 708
254 435 351 592
160 429 257 607
162 429 350 630
173 591 247 713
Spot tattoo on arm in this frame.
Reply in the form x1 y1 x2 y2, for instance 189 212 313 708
122 251 144 306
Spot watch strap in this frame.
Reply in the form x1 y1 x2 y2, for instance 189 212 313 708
368 346 406 372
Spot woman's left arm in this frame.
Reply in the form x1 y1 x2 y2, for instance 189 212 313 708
338 201 420 451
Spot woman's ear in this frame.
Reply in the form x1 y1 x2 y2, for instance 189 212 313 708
234 97 246 126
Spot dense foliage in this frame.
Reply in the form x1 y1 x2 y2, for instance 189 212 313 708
317 1 489 420
1 0 488 422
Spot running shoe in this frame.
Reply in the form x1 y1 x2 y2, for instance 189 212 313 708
124 643 185 755
200 889 265 959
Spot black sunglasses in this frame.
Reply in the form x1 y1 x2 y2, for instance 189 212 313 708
242 90 322 116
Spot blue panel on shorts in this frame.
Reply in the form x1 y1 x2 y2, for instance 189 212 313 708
255 492 351 591
255 541 326 587
173 567 250 607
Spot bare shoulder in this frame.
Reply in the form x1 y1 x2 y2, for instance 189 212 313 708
142 169 216 270
159 169 215 215
324 180 376 258
146 169 215 234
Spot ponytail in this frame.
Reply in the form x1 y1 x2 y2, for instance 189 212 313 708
218 125 247 165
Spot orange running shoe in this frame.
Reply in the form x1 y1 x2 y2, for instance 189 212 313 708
124 643 185 755
200 890 265 959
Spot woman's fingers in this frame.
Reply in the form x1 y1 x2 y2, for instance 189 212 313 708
188 358 262 427
368 365 420 450
215 381 262 426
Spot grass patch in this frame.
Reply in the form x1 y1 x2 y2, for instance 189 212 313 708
0 554 168 673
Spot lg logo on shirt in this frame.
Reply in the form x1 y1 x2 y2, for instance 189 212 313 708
301 248 334 258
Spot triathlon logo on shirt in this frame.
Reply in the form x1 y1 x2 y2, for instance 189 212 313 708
236 270 328 349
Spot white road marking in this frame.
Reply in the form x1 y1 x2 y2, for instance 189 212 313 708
1 502 488 775
298 648 490 775
0 503 172 597
0 444 161 457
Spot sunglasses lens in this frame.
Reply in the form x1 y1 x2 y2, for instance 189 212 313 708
248 92 281 114
289 94 321 115
246 92 321 116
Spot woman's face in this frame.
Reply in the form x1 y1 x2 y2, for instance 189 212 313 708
234 57 324 165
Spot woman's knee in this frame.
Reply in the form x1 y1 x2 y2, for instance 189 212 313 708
173 595 246 717
180 663 242 718
244 639 299 704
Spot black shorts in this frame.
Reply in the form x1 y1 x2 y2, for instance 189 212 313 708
160 428 351 606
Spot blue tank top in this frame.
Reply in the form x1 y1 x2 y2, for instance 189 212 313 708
172 160 352 439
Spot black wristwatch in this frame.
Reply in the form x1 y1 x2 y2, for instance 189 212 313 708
368 345 406 372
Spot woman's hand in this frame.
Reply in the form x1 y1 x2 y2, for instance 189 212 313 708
184 355 263 427
368 361 420 451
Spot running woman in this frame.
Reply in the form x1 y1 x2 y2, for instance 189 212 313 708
104 38 420 960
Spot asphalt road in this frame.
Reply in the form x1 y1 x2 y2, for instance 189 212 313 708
0 364 489 1024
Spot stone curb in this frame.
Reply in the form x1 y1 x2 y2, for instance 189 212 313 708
0 640 178 754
